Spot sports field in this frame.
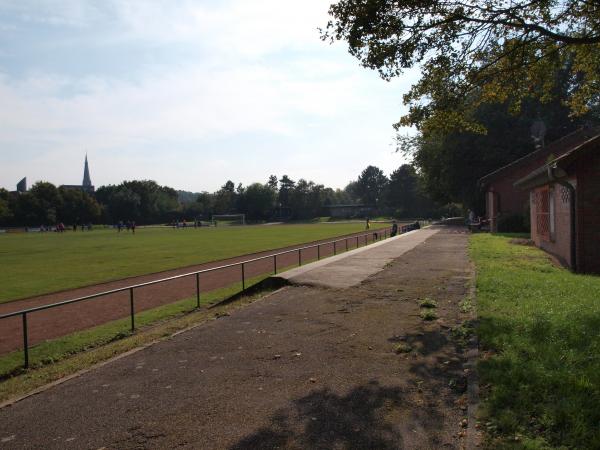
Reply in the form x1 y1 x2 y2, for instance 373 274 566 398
0 223 385 303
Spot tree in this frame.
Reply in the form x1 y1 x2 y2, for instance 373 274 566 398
214 180 237 214
96 180 178 223
324 0 600 132
195 192 215 218
110 188 142 222
387 164 438 217
241 183 276 220
267 175 278 191
343 181 360 204
355 166 388 206
58 187 101 224
28 181 62 224
387 165 418 215
405 78 591 210
278 175 295 208
0 188 13 226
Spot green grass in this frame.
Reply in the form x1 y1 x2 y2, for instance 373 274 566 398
419 297 438 308
420 310 438 321
471 234 600 449
394 342 413 354
0 223 385 303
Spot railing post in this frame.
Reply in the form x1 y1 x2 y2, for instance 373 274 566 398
273 254 277 274
317 244 320 260
22 312 29 369
346 239 348 251
241 263 245 290
129 288 135 332
334 241 337 255
298 248 301 266
196 272 200 308
356 236 359 247
365 234 367 245
385 228 387 239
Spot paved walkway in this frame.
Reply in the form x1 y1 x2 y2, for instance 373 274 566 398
276 228 439 288
0 226 473 449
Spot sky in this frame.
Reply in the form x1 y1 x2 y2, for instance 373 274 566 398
0 0 417 193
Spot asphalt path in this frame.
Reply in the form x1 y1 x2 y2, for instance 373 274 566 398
0 226 473 449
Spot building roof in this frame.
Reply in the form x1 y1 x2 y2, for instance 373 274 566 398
479 125 600 187
514 132 600 190
82 154 92 187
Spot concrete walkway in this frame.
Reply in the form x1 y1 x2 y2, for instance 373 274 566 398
275 228 439 288
0 226 473 450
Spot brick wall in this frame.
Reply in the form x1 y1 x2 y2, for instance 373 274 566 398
576 149 600 274
538 183 573 268
488 165 538 231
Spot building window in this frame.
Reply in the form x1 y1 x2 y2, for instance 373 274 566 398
534 187 551 241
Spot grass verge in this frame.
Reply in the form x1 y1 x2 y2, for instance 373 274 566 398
471 233 600 449
0 273 278 404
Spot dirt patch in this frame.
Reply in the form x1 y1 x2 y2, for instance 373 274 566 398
0 227 472 449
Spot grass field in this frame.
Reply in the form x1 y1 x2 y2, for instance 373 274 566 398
471 234 600 449
0 223 385 303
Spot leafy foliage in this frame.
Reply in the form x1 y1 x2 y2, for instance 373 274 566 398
356 165 388 206
324 0 600 132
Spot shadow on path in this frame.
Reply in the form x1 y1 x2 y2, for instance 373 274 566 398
230 381 407 449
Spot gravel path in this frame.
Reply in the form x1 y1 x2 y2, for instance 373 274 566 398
0 226 473 449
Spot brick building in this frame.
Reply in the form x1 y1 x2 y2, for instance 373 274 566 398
514 131 600 274
479 126 600 232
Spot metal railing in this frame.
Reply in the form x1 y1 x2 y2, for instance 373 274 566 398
1 226 397 369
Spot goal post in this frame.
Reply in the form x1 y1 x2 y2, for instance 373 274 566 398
211 214 246 226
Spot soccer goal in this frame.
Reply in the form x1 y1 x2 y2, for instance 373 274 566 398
212 214 246 226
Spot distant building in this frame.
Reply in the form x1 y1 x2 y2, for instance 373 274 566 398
479 126 600 232
16 177 26 193
61 155 95 194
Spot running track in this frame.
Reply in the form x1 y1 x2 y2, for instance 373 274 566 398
0 228 394 356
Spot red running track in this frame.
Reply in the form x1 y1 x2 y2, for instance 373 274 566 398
0 228 393 356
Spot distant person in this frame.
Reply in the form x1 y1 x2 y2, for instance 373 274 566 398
118 221 123 232
131 221 136 234
366 217 371 230
73 223 77 232
391 221 398 237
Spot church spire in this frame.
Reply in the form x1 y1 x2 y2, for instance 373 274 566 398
82 154 92 187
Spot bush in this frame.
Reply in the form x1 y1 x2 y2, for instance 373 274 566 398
497 213 529 233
